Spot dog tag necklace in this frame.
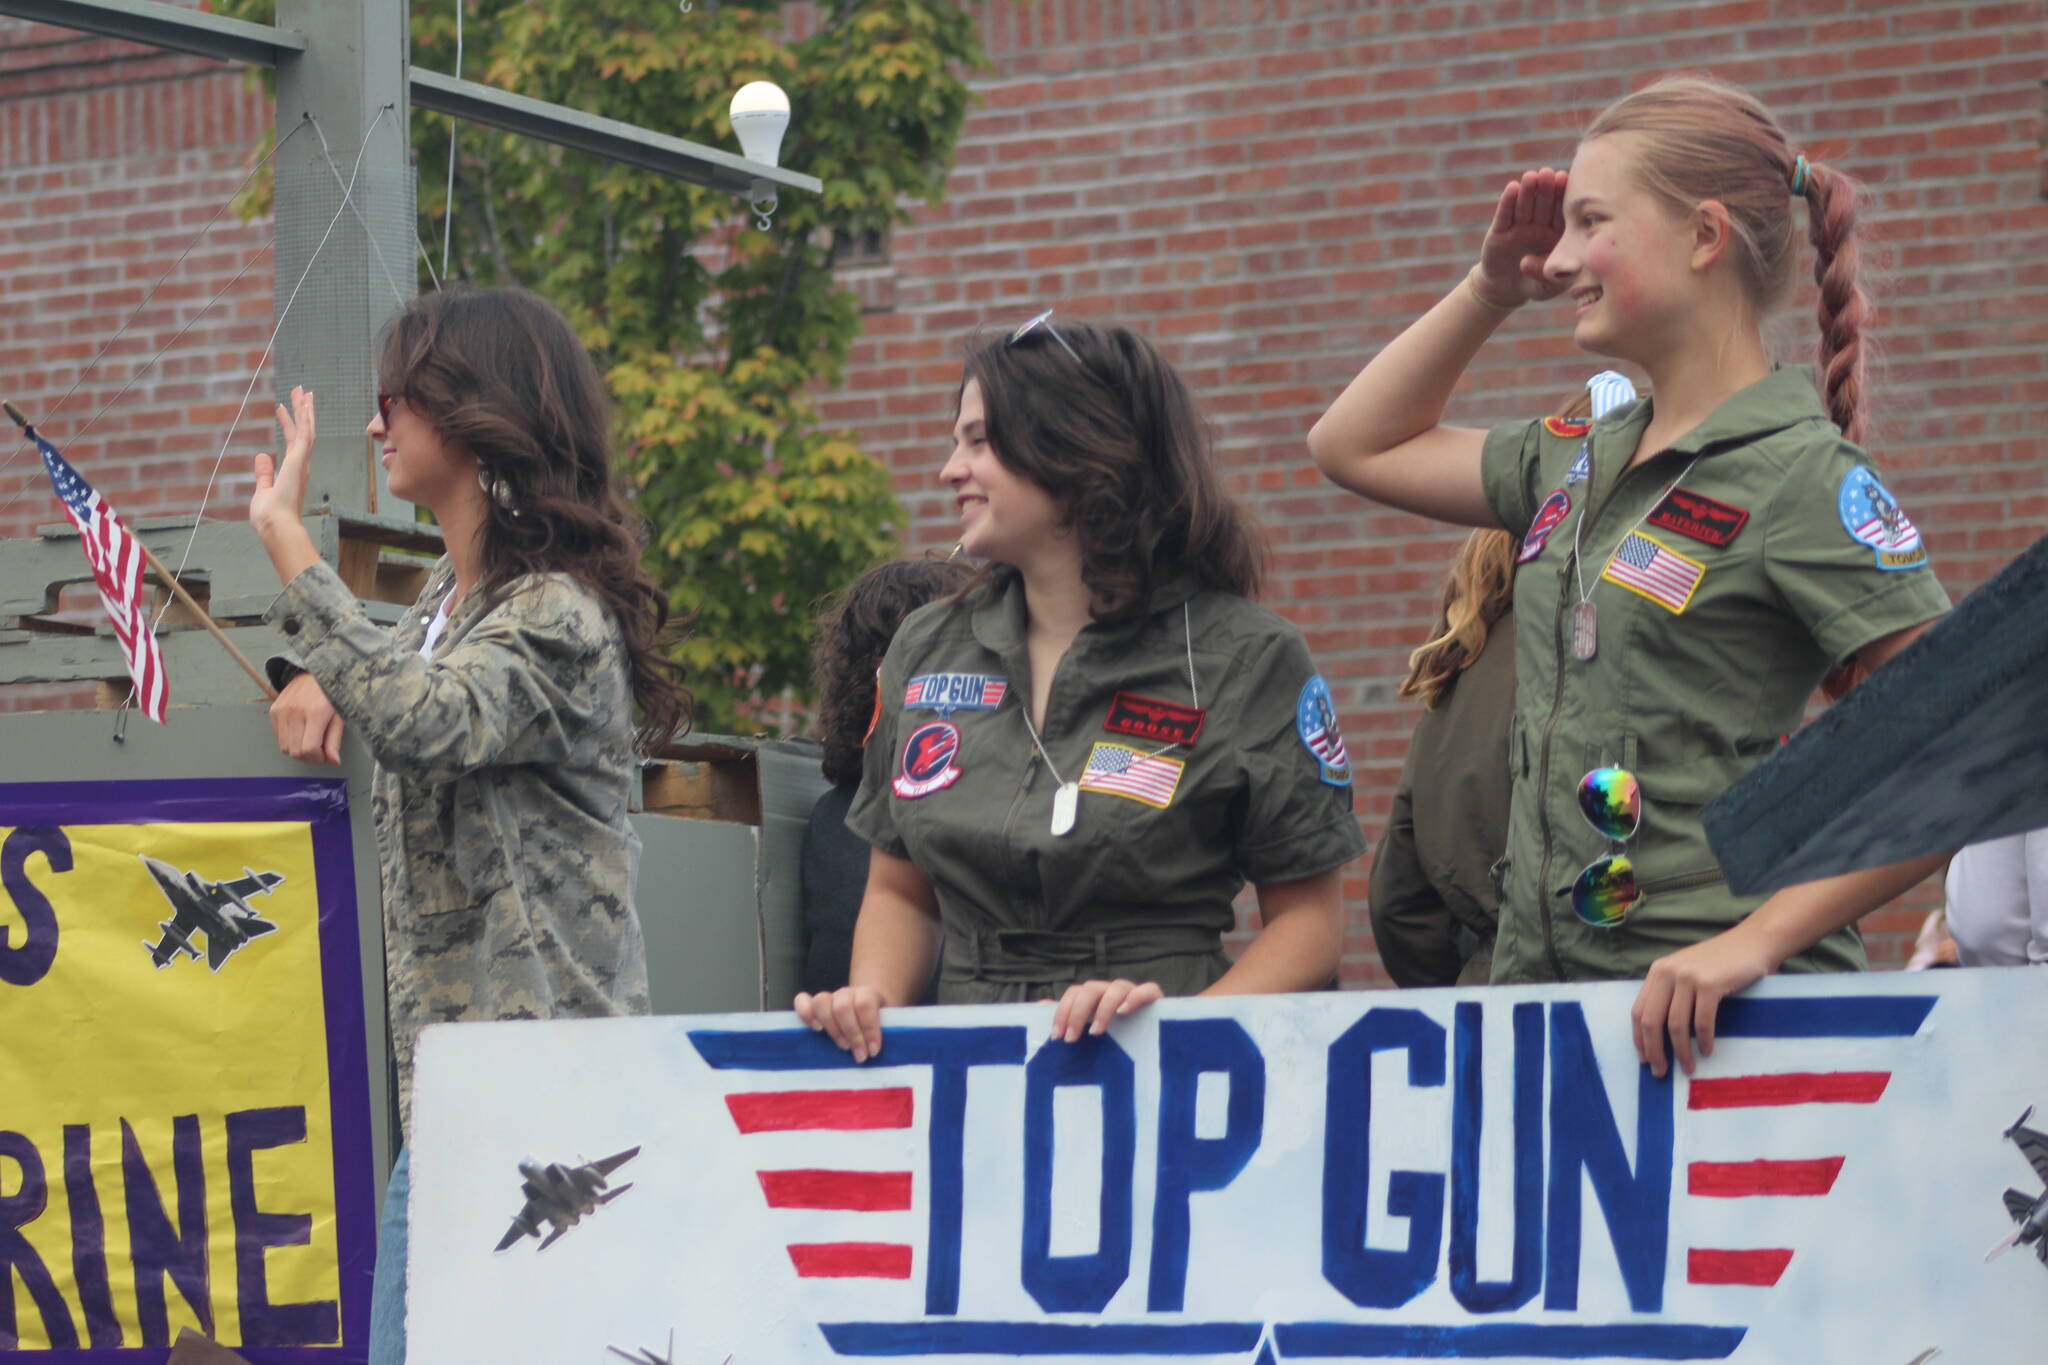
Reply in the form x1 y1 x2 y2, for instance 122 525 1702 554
1569 453 1701 662
1018 604 1198 836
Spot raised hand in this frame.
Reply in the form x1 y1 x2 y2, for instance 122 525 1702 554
249 384 316 538
1472 167 1570 308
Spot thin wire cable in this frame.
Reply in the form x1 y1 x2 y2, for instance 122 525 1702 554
160 104 393 594
440 0 463 280
309 114 411 307
110 104 394 730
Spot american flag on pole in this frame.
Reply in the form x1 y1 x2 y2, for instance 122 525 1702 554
1601 530 1706 615
1078 741 1184 809
34 429 169 721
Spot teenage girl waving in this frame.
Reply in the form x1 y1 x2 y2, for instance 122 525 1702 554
1309 77 1949 1074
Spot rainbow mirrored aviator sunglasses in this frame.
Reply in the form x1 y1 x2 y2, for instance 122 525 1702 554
1009 308 1083 364
1571 766 1642 928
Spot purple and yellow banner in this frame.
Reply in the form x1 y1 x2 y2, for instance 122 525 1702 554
0 779 375 1362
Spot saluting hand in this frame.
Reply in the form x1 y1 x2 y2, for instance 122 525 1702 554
1050 979 1164 1043
1471 167 1570 308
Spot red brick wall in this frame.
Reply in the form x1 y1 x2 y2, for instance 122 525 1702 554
821 0 2048 978
4 2 2044 978
0 15 275 543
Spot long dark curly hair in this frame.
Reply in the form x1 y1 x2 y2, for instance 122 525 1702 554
960 319 1264 620
375 286 691 749
813 556 973 786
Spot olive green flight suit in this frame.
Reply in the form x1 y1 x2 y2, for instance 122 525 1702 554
845 570 1367 1002
1480 367 1951 982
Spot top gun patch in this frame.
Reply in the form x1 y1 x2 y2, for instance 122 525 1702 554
1838 467 1928 571
1544 416 1592 439
1102 691 1205 747
903 672 1008 715
1647 488 1749 548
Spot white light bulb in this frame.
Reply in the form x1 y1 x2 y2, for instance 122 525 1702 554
729 81 790 168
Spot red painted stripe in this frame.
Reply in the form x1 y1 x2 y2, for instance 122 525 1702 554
759 1169 912 1211
726 1088 913 1133
1687 1248 1793 1286
788 1243 912 1279
1688 1157 1844 1197
1687 1072 1889 1110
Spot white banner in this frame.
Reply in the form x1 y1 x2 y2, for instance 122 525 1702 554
410 972 2048 1363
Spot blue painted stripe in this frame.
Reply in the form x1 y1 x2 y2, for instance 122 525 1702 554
821 1321 1262 1355
1715 996 1934 1039
689 1026 1027 1070
1275 1322 1748 1359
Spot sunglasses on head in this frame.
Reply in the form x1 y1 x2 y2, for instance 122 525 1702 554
1009 308 1083 364
1569 766 1641 928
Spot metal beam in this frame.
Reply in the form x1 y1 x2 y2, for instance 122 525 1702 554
0 0 303 67
410 67 822 198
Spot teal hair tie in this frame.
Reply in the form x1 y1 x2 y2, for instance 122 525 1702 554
1790 154 1809 197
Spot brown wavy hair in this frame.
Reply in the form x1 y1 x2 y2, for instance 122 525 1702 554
813 556 975 786
1586 75 1871 442
959 319 1265 620
1400 390 1596 707
375 286 691 748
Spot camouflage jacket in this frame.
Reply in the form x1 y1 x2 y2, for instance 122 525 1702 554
266 557 650 1134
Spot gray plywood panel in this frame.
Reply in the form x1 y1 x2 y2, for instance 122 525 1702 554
1705 530 2048 895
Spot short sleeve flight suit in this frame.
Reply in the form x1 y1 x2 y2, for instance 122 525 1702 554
1479 367 1952 983
845 570 1367 1002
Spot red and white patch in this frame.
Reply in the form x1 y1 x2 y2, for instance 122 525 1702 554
892 721 963 799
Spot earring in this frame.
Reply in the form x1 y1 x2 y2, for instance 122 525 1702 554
477 467 518 514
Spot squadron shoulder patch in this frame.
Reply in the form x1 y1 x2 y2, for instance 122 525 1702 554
1295 675 1352 787
1517 488 1572 565
1103 691 1205 747
1544 416 1592 439
903 672 1008 715
1837 467 1928 571
1565 442 1592 486
1647 488 1750 548
892 721 963 799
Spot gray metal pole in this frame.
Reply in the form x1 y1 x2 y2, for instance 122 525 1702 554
272 0 416 523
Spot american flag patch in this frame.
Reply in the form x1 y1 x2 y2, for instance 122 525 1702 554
1602 530 1706 614
1078 742 1184 809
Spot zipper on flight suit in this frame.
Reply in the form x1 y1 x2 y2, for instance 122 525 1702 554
1530 442 1688 979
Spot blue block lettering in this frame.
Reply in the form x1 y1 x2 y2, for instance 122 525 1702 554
1147 1019 1266 1311
1023 1036 1136 1313
1322 1008 1446 1309
1544 1002 1673 1312
0 827 68 988
1449 1002 1544 1312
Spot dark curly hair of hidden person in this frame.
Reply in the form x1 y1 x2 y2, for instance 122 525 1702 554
814 556 975 786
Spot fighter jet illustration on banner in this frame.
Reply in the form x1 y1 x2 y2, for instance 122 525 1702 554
1986 1106 2048 1266
140 856 285 971
494 1147 641 1252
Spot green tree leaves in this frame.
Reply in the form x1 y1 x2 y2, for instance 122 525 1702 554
220 0 984 729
